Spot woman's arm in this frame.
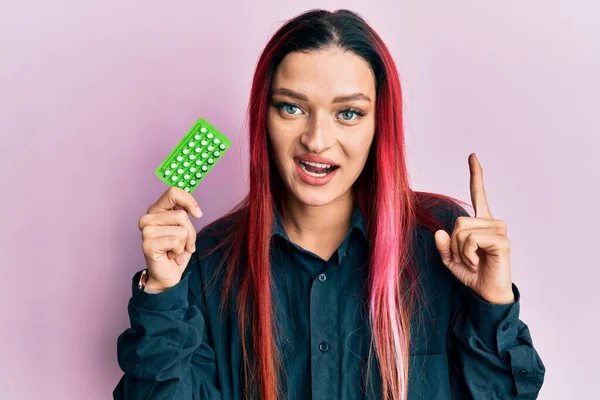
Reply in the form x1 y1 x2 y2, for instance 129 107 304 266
447 279 546 399
443 207 546 399
113 264 222 400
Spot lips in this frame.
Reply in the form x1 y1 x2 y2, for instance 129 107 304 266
294 154 339 167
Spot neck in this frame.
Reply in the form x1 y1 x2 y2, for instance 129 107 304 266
282 189 354 244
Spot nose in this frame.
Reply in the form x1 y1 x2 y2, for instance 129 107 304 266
299 114 333 153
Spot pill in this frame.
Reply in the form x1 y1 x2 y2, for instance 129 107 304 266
201 165 208 171
195 147 201 152
178 181 184 187
202 153 208 158
190 180 196 185
219 144 226 150
170 163 177 168
196 160 201 165
171 176 178 181
208 158 214 164
201 140 208 146
214 151 220 157
207 133 214 139
183 161 189 167
184 174 190 180
214 138 220 144
165 170 172 175
189 154 196 159
208 145 214 151
183 148 189 154
189 142 195 147
200 127 207 133
196 172 202 178
176 156 183 161
194 134 200 140
185 187 190 192
190 167 196 172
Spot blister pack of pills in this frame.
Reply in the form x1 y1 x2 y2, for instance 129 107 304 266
155 118 230 194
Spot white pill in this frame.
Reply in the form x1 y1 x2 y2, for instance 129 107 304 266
200 127 207 133
189 154 196 159
201 140 208 146
177 168 184 174
185 187 190 192
219 144 226 150
195 147 201 152
176 156 183 161
165 170 172 175
171 176 178 181
207 133 214 139
214 151 220 157
190 167 196 172
190 180 196 185
170 163 177 168
201 165 208 171
189 142 195 147
183 148 189 154
194 134 200 140
201 153 208 158
208 145 214 151
196 172 202 178
196 160 201 165
184 174 190 179
183 161 189 167
178 181 184 187
208 158 214 164
214 138 220 144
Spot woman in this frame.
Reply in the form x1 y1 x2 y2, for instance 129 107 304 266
114 9 545 400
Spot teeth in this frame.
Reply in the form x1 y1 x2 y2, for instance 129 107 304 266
299 162 328 177
300 160 334 168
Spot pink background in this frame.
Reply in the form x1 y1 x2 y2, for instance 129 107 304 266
1 1 597 398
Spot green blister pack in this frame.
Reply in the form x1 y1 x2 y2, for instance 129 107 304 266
155 118 231 194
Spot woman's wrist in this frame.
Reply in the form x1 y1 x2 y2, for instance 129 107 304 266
144 276 181 294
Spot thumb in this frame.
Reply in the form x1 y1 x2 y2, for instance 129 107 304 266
434 229 452 266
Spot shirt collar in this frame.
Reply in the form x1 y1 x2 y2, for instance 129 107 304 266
272 202 368 242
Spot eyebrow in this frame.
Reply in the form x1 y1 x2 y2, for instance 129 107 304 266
271 88 371 103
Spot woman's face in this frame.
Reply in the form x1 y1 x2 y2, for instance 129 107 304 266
267 48 377 207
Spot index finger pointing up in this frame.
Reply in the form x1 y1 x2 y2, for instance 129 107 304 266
148 187 203 219
469 153 493 219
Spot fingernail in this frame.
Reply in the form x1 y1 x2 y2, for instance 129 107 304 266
194 207 203 218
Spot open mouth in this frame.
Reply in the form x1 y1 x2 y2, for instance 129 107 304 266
297 159 339 177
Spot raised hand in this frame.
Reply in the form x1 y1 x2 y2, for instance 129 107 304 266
434 153 514 304
138 186 203 292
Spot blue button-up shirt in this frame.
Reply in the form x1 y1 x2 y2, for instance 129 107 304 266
114 202 545 399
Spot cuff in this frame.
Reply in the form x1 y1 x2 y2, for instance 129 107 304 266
507 344 539 397
464 282 521 354
130 269 191 311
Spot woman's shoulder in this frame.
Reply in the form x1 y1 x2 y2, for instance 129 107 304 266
413 191 471 234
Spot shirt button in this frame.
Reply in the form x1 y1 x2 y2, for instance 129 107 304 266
319 342 329 352
502 322 511 331
318 273 327 282
517 369 528 376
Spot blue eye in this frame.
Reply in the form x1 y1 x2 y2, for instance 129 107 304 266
276 102 302 115
274 101 366 122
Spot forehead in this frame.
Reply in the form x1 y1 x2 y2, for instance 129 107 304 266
272 49 376 98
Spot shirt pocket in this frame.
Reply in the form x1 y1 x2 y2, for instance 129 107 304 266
407 353 451 400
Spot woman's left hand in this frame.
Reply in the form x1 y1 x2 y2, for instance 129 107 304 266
434 153 515 305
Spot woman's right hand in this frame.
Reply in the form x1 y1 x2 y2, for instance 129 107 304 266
138 187 204 292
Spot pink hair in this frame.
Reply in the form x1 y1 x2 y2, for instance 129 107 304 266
202 9 470 400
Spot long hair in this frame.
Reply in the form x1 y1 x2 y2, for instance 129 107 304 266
202 9 470 400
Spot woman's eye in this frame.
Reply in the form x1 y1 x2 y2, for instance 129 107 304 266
277 103 302 115
338 109 366 121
